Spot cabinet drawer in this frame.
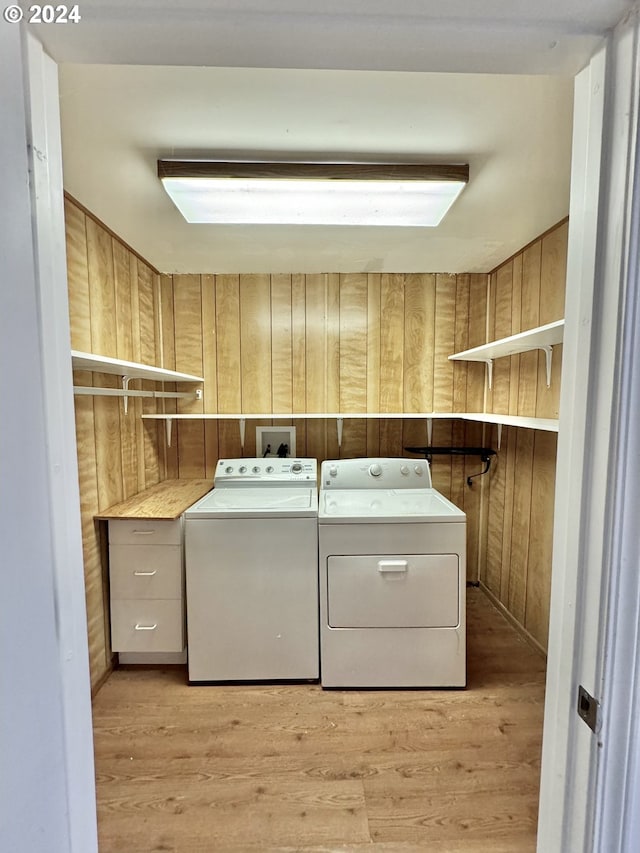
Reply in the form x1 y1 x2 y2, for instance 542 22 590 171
109 518 182 546
110 600 184 652
109 544 182 599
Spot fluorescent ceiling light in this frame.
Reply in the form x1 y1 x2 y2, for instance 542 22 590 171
158 161 468 227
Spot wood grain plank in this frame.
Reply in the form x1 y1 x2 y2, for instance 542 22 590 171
96 479 213 519
379 274 404 413
500 427 517 604
137 263 161 486
453 275 469 412
433 275 456 412
462 421 484 582
520 241 542 329
159 275 178 480
86 217 117 358
305 274 328 459
305 274 328 414
525 431 557 650
467 274 488 348
173 274 205 478
153 274 167 479
112 241 133 362
518 243 542 417
485 272 497 412
404 274 435 414
484 425 506 599
216 275 242 414
450 420 467 510
508 430 535 624
509 255 523 415
173 275 204 400
201 275 219 476
240 274 272 414
128 258 146 490
113 243 137 498
379 418 403 458
64 198 91 351
490 263 513 414
73 385 109 689
136 262 157 366
430 420 453 498
339 274 368 413
271 274 293 414
291 274 307 454
366 274 381 457
466 274 488 412
539 220 568 324
326 274 341 412
93 374 124 512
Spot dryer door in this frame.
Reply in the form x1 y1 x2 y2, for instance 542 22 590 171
327 553 459 628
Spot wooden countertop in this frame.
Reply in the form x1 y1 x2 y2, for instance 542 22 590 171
96 479 212 520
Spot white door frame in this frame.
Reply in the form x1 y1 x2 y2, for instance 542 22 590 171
538 7 640 851
0 25 97 853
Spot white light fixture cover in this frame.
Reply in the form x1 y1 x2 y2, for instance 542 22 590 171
158 161 468 227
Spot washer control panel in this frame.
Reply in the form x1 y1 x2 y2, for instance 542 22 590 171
215 457 317 486
321 457 432 489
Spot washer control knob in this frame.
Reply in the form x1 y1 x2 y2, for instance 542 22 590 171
291 462 303 474
369 463 383 478
266 465 274 473
239 465 247 474
400 465 410 476
225 465 234 474
252 466 260 474
329 465 338 477
414 465 424 476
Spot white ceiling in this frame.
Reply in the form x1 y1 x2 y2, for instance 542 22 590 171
42 1 633 273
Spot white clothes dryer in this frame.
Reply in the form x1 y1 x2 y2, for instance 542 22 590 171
318 457 466 688
185 458 318 682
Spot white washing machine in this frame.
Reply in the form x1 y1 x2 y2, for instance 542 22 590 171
185 457 319 682
318 457 466 688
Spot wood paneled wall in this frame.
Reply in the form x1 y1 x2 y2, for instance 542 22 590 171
66 191 567 686
476 220 568 651
164 272 486 464
66 196 167 690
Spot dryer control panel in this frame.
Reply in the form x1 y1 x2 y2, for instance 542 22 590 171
321 457 432 490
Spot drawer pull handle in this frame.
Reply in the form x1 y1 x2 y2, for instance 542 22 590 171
378 560 408 573
134 623 157 631
132 529 155 535
133 570 157 577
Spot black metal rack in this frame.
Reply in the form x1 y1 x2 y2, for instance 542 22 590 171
404 446 497 486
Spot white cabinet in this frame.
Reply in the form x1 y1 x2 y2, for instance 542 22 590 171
108 518 185 655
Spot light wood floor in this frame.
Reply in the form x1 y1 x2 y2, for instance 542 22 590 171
92 588 546 852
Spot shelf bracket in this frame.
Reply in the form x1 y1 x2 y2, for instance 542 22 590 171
541 345 553 387
497 423 503 450
426 417 433 445
165 418 173 447
121 375 131 414
336 417 344 449
239 418 246 450
483 359 494 390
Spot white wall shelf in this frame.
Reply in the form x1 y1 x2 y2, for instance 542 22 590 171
71 350 203 413
141 411 559 449
71 351 204 383
449 319 564 388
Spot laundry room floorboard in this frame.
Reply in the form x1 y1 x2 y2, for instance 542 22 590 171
92 587 546 852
